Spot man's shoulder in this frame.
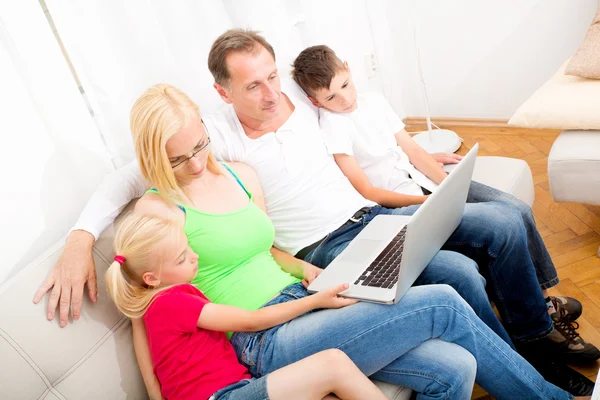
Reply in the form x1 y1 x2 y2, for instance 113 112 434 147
204 104 239 136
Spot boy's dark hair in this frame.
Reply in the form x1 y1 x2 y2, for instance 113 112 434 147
208 29 276 86
291 45 345 97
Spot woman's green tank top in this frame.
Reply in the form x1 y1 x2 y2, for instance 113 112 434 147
146 165 300 312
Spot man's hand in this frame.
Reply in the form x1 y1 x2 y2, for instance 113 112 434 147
302 262 323 288
33 230 97 327
432 152 463 166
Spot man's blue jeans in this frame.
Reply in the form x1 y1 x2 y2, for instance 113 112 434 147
231 284 570 399
304 201 553 343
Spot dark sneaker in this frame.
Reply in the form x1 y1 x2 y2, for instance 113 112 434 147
550 296 583 323
546 321 600 363
517 345 595 396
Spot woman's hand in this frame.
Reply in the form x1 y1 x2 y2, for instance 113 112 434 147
302 263 324 288
312 283 358 309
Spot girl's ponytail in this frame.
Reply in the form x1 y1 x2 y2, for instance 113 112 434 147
105 214 182 319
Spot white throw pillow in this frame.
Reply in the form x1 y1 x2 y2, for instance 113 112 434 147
508 60 600 130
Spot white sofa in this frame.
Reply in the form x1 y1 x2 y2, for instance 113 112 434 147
548 130 600 256
0 156 534 400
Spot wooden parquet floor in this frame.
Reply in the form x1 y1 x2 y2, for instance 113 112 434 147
407 125 600 399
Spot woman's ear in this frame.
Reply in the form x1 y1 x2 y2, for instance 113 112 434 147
142 271 161 287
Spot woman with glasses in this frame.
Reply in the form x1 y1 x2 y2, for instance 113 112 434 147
127 83 578 400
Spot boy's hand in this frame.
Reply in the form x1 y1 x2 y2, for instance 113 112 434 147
313 283 358 309
432 152 463 165
302 263 323 288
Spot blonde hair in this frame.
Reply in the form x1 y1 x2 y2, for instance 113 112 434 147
105 213 184 319
130 83 220 206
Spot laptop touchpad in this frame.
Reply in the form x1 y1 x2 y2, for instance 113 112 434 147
340 239 382 262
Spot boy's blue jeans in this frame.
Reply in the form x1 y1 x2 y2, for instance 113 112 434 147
467 180 558 290
304 184 554 343
231 284 570 399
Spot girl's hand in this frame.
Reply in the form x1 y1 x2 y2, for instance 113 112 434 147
312 283 358 309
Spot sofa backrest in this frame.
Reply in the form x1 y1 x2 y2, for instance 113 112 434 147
0 226 147 399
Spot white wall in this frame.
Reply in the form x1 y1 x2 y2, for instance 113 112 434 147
378 0 598 119
0 0 113 284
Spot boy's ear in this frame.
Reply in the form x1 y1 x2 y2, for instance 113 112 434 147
307 96 322 108
142 272 161 287
344 61 350 71
213 83 233 104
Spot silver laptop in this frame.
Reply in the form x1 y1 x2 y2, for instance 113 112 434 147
308 144 479 304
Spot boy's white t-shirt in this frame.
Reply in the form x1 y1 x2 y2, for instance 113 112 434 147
319 92 438 195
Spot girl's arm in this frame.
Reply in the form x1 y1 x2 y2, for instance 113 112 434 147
197 283 355 332
394 129 448 185
333 154 429 208
132 318 164 400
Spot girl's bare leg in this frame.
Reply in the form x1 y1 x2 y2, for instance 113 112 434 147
266 349 387 400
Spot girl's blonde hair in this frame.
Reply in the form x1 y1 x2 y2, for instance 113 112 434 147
105 213 183 319
130 83 220 206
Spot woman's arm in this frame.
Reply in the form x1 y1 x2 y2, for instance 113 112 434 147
333 154 429 208
227 162 324 284
197 283 355 332
132 319 164 400
270 247 322 285
394 129 447 185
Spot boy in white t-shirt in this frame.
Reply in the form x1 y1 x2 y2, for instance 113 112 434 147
290 44 589 356
290 46 463 209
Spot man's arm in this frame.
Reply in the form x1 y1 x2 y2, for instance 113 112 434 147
33 160 148 326
333 154 429 208
394 129 448 185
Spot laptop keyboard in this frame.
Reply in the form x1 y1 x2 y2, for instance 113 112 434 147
354 226 407 289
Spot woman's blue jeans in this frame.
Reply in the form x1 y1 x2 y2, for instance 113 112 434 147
231 284 570 400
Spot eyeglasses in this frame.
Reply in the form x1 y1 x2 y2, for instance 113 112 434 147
171 120 210 169
170 136 211 170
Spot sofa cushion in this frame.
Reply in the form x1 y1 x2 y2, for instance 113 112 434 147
508 60 600 130
445 156 535 207
548 130 600 205
565 8 600 79
0 241 146 399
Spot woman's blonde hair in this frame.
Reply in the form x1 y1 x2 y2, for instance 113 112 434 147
130 83 220 206
105 213 183 319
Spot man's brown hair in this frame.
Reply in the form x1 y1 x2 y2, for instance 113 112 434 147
291 45 345 97
208 29 276 86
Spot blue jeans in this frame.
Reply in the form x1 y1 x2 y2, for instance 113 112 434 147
304 203 552 343
467 180 559 289
231 283 570 400
211 378 268 400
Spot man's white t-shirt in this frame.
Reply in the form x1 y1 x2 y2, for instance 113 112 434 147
205 82 370 254
72 81 370 255
319 92 437 195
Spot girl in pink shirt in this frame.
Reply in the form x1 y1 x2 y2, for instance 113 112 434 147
105 213 388 400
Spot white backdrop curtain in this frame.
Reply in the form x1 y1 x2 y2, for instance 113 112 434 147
0 0 113 283
45 0 387 167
